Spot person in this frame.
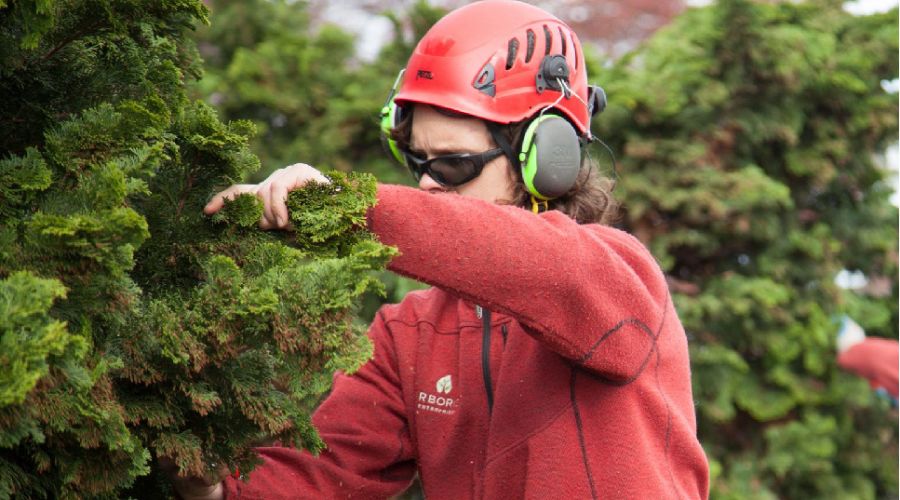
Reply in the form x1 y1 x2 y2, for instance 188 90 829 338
181 1 710 498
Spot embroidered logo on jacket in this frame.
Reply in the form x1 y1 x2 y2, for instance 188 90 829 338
418 374 456 415
436 375 452 394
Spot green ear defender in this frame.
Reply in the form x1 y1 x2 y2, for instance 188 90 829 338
517 114 581 200
380 69 406 165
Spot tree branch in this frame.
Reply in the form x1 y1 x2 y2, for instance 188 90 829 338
40 19 103 62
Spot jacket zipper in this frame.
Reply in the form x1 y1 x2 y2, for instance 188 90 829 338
479 306 494 414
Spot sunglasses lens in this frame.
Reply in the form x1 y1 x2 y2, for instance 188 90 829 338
400 149 497 187
430 157 478 186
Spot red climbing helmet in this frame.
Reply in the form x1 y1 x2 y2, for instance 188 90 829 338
394 0 592 134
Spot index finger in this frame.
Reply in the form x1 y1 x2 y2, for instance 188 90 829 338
204 184 257 215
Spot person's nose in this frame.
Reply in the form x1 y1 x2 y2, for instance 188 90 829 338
418 173 446 193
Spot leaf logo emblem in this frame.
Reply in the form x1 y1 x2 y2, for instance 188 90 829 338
436 375 453 394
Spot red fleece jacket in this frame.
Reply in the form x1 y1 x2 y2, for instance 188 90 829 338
224 185 710 499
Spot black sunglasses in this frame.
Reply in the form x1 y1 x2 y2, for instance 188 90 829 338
401 147 505 187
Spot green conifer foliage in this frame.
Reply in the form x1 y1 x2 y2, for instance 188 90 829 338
596 0 898 497
0 1 393 497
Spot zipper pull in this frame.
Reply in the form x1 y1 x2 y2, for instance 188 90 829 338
475 305 483 319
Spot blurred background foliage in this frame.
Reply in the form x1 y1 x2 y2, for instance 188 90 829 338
596 1 898 497
193 0 898 497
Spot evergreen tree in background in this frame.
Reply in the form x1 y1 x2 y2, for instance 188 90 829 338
596 0 898 497
0 1 392 497
191 0 445 186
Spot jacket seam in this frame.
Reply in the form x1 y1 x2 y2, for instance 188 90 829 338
576 317 658 386
384 317 514 335
570 367 598 500
652 300 681 499
383 317 463 335
482 402 572 468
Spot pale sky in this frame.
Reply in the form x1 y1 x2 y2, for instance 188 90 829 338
688 0 899 12
840 0 899 14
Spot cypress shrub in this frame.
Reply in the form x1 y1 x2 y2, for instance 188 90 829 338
0 1 392 497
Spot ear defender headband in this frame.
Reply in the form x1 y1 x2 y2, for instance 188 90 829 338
380 69 406 165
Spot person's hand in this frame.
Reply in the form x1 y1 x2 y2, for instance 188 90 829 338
160 457 228 500
172 476 224 500
204 163 330 230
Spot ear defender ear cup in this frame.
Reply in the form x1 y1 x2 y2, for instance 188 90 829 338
518 115 581 200
380 70 406 165
380 101 404 164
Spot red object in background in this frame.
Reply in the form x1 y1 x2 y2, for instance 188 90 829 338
309 0 687 60
435 0 686 57
837 337 899 399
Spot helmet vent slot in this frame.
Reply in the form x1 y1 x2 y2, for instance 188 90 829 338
558 27 567 56
506 38 519 70
571 32 579 70
525 29 536 63
543 25 552 54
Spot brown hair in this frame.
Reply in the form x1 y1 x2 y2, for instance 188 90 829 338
390 107 618 225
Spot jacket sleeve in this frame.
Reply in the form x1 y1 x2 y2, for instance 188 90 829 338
368 184 672 382
223 310 415 499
